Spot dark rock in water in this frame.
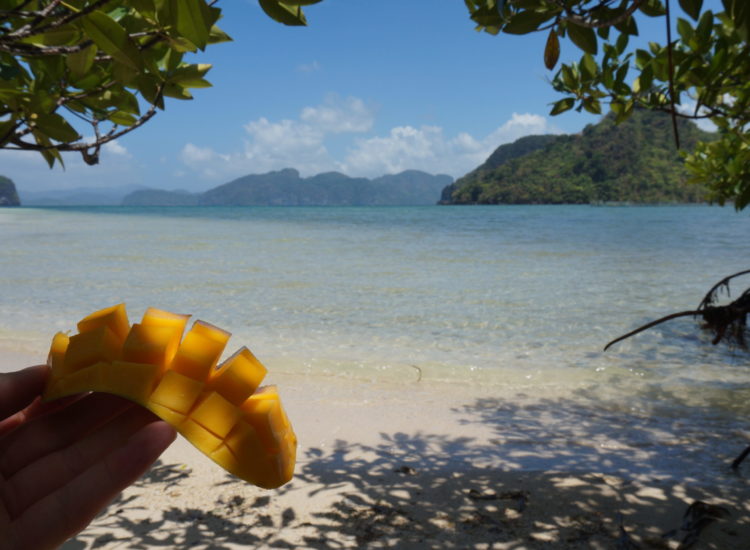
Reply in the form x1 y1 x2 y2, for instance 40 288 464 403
0 176 20 206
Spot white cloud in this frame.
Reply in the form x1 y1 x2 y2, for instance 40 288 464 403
179 100 561 181
677 100 717 132
300 95 374 133
180 95 375 180
340 112 561 177
103 140 130 157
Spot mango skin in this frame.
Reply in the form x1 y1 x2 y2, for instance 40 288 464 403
42 305 297 490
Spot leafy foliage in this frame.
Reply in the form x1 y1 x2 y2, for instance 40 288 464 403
443 109 711 204
463 0 750 210
0 0 320 166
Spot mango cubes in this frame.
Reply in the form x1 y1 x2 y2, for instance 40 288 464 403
42 304 296 489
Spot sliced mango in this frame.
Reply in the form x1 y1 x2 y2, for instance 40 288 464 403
210 347 267 405
63 325 123 375
171 321 229 381
42 305 297 489
77 303 130 341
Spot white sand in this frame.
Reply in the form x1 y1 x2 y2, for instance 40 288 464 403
2 354 748 549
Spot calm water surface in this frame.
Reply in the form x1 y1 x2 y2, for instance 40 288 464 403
2 205 749 420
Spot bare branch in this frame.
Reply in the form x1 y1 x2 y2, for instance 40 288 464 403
4 0 62 39
0 40 93 56
665 0 681 149
603 310 702 351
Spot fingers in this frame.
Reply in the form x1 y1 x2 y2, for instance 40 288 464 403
9 420 176 550
0 393 135 479
0 366 48 420
1 404 164 519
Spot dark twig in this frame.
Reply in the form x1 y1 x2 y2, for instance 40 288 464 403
603 310 701 351
664 0 680 149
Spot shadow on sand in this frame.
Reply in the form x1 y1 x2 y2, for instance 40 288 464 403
65 392 750 549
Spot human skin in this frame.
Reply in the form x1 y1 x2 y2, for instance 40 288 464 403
0 365 176 550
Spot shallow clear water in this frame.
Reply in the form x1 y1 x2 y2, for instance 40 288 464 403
2 205 749 419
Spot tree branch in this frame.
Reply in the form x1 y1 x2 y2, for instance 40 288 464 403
603 310 702 351
558 0 645 30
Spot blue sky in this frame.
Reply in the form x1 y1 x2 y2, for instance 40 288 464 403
2 0 702 193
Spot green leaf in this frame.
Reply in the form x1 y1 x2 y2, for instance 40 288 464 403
136 75 164 108
34 133 63 168
543 29 559 70
130 0 156 19
0 62 21 80
169 63 212 87
280 0 322 4
163 82 193 99
614 15 639 36
65 44 97 79
108 111 138 126
582 96 601 114
615 63 629 85
634 48 651 70
258 0 307 26
567 22 598 55
35 112 81 143
208 25 232 44
503 9 553 35
0 119 15 145
676 18 694 41
561 64 577 89
21 26 79 46
173 0 212 50
639 0 666 17
679 0 703 20
615 32 629 54
580 53 597 80
550 97 575 115
81 11 144 71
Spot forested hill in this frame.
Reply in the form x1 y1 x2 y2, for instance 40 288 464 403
440 109 713 205
123 169 453 206
0 176 20 206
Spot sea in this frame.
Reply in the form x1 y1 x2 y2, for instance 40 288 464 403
2 204 750 482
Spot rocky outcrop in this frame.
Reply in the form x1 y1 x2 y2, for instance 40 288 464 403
0 176 20 206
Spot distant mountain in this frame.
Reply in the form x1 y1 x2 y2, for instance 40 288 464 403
20 184 146 206
440 109 713 204
0 175 20 206
123 169 453 206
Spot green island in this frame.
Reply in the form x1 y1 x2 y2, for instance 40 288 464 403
440 109 712 205
0 176 20 206
122 169 452 207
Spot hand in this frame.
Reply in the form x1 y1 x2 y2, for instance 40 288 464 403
0 365 176 550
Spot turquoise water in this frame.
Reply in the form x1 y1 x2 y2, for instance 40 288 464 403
1 205 749 410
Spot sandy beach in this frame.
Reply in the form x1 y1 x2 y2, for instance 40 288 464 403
3 348 747 550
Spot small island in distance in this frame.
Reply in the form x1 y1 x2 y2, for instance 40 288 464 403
6 109 710 207
122 169 453 207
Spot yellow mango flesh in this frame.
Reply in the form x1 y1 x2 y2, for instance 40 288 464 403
210 347 267 405
42 305 297 489
171 321 229 381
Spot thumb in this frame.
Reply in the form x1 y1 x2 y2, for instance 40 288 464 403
0 365 49 420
